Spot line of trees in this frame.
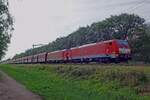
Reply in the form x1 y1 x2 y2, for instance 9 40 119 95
13 13 150 63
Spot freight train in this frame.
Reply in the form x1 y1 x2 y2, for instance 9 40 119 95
9 39 131 64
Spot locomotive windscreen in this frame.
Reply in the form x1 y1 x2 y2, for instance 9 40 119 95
117 40 129 47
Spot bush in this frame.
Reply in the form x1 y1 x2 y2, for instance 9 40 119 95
54 66 96 79
94 69 149 87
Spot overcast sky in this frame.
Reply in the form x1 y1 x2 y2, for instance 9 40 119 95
4 0 150 60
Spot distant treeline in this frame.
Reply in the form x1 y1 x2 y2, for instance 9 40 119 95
14 13 150 63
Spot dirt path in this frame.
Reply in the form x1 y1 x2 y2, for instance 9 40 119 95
0 70 42 100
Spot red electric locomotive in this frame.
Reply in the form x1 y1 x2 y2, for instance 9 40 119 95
63 39 131 63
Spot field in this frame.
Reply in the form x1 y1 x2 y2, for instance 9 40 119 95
0 64 150 100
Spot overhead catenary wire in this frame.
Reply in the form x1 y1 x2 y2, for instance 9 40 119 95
108 0 149 16
124 0 148 13
119 0 150 22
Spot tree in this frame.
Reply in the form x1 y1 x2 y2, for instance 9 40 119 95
0 0 13 60
106 14 145 39
132 26 150 63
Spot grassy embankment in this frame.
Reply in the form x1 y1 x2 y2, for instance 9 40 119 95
0 64 150 100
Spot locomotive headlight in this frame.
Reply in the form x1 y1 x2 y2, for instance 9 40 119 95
119 48 124 53
119 48 129 54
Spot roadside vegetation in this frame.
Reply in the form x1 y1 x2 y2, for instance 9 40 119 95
0 64 150 100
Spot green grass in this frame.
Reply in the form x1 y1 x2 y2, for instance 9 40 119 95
0 64 150 100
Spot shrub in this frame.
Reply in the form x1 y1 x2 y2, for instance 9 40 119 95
95 69 149 87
